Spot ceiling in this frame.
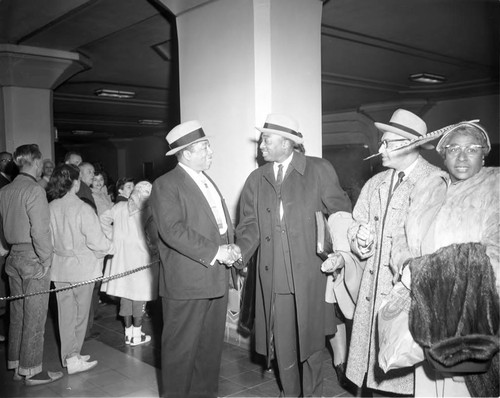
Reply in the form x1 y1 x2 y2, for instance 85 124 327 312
1 0 498 143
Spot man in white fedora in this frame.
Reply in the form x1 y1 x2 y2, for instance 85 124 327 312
235 113 352 397
150 120 239 398
345 109 440 395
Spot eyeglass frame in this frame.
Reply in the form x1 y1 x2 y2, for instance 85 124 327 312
378 138 410 149
443 144 484 157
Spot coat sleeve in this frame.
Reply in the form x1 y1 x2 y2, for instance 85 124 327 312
27 185 53 268
320 160 352 214
235 173 261 267
99 206 115 240
80 204 113 258
348 177 376 259
150 178 219 267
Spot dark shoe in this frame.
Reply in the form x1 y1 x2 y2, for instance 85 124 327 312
85 331 101 341
334 362 350 389
25 370 63 386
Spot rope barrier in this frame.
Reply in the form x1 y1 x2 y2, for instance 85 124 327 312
0 260 159 302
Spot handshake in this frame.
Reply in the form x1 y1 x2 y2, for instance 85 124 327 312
216 244 242 267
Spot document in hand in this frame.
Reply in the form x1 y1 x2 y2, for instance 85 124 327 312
315 211 333 261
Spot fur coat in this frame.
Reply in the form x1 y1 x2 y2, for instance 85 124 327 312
408 242 499 397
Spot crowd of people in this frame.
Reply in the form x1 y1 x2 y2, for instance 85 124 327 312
0 109 498 397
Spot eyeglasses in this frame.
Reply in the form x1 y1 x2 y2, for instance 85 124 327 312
444 144 484 157
378 139 409 149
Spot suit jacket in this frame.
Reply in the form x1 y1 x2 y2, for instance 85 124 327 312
150 164 234 300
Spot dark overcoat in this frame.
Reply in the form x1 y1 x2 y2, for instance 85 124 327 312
236 151 351 362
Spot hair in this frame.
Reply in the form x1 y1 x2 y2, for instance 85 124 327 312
13 144 42 169
64 151 82 163
93 169 108 185
116 177 135 192
46 164 80 202
438 124 490 158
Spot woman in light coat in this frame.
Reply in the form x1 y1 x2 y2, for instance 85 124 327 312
393 121 499 397
48 164 113 375
100 181 158 346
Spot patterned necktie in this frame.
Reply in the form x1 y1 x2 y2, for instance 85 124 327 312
393 171 405 193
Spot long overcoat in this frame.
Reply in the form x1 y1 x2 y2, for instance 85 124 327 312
236 151 351 362
345 155 439 394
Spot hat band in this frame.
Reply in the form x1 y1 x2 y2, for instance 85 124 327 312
389 122 421 138
169 128 206 149
263 122 300 138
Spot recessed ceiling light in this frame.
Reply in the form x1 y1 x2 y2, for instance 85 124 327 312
72 130 94 135
409 73 446 84
138 119 164 125
95 89 135 99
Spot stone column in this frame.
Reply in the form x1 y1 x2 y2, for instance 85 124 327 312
157 0 324 219
0 44 90 159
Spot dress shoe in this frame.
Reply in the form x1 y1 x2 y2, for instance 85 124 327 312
334 362 350 389
79 354 90 361
25 370 63 386
67 356 98 375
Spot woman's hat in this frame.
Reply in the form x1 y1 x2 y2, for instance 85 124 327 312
435 120 491 154
375 109 434 149
165 120 208 156
256 114 304 144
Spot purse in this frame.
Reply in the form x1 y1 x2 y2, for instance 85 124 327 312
377 282 424 373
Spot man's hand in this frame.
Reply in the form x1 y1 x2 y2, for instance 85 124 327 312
356 224 375 253
216 244 242 266
321 253 345 274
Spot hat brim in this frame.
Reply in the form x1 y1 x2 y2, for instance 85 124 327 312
165 136 209 156
256 127 304 144
375 122 433 149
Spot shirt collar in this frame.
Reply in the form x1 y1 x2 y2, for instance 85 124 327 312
274 152 294 174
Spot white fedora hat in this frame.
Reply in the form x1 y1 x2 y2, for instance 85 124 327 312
256 114 304 144
165 120 208 156
375 109 433 149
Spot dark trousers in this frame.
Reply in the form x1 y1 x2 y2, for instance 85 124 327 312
85 281 101 337
274 293 324 397
161 293 228 398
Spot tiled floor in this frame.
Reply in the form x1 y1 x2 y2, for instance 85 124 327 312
0 294 356 397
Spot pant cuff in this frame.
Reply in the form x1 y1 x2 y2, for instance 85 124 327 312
18 363 43 377
7 360 19 370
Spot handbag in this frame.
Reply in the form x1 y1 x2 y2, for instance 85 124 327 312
377 282 424 373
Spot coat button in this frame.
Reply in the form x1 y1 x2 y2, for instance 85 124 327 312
369 269 374 274
266 208 271 212
265 266 269 271
374 216 379 221
366 296 371 301
265 236 271 242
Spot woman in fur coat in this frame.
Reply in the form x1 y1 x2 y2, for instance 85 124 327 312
393 120 499 397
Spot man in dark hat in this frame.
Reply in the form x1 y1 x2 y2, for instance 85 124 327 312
345 109 440 395
150 120 239 398
235 113 352 397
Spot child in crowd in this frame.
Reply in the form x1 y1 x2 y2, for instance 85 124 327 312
91 170 113 216
115 177 135 203
99 181 158 346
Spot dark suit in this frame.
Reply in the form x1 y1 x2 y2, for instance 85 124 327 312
150 164 233 398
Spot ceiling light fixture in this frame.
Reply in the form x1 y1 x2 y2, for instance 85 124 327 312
138 119 164 125
95 89 135 99
72 130 94 135
409 72 446 84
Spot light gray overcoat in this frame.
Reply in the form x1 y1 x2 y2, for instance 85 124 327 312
346 155 439 394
